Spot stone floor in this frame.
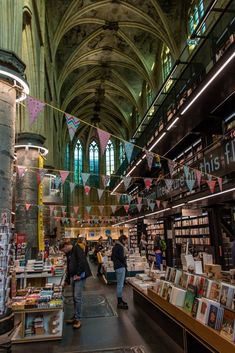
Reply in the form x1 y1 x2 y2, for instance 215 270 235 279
12 268 183 353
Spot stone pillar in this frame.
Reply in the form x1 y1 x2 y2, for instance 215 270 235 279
0 49 27 326
15 133 46 259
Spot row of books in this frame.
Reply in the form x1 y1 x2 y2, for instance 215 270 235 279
174 217 209 227
175 227 210 235
152 279 235 341
175 237 211 245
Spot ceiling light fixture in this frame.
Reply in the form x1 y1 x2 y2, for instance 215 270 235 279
167 117 179 131
126 165 136 177
181 50 235 115
172 203 185 209
145 208 171 218
188 187 235 203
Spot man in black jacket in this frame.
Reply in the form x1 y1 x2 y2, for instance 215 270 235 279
59 240 92 329
111 235 128 309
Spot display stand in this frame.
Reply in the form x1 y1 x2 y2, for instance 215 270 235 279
12 306 63 343
129 282 235 353
15 272 64 289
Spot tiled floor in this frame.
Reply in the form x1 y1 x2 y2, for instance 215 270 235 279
12 271 183 353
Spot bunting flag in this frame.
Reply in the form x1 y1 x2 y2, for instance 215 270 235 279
84 185 91 195
147 199 151 208
186 178 196 192
86 206 91 214
168 160 175 176
26 96 45 125
70 182 76 193
162 201 168 209
206 179 217 194
218 177 223 192
97 189 104 200
25 203 31 211
124 204 130 213
137 197 142 204
195 170 202 187
97 128 110 155
73 206 79 214
145 150 154 170
37 168 47 184
17 166 26 178
124 142 134 163
156 200 161 209
144 178 152 190
54 210 58 216
62 211 67 217
165 179 174 192
61 206 66 213
116 193 121 203
65 114 80 141
55 176 61 189
149 202 155 211
111 205 117 214
123 176 132 190
127 195 132 204
184 165 190 178
59 170 70 184
99 206 104 214
136 204 142 212
81 173 90 186
102 175 110 188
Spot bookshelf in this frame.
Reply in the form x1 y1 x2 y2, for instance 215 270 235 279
129 225 138 250
146 221 165 262
173 213 211 247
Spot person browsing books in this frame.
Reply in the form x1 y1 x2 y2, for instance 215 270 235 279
59 240 91 329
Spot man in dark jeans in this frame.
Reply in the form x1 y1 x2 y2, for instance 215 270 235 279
59 240 91 329
111 235 128 309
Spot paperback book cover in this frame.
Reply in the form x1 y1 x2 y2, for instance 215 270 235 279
184 284 196 313
219 283 234 308
169 268 177 283
196 298 212 324
174 270 182 286
191 298 199 318
170 287 186 307
207 304 219 329
179 272 188 289
195 276 206 298
208 281 221 302
162 282 171 300
220 308 235 341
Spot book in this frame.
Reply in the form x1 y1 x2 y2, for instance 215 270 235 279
191 298 199 318
174 270 182 286
169 268 177 283
184 284 196 313
220 308 235 341
195 276 206 298
208 281 221 301
196 298 213 324
207 304 220 329
219 283 234 308
162 282 171 300
170 287 186 307
179 272 189 289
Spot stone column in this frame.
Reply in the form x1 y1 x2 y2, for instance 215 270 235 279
0 49 27 325
15 133 46 259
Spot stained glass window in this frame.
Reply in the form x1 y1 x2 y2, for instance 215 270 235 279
105 140 115 176
64 143 70 170
188 0 205 48
119 142 125 165
89 140 99 187
74 140 83 185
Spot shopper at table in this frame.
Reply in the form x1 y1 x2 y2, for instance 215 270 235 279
59 240 91 329
139 233 147 255
111 235 128 309
94 236 104 276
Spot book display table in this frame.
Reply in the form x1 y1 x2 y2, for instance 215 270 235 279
129 281 235 353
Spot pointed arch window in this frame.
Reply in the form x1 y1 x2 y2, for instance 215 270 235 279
74 140 83 185
188 0 205 48
105 140 115 176
89 140 99 187
119 142 125 165
64 143 70 170
161 46 173 92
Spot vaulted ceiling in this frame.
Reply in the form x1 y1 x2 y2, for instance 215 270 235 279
47 0 189 143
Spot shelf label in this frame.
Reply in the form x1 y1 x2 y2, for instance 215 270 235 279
182 209 202 217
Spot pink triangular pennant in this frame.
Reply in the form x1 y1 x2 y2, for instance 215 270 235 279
85 185 91 195
59 170 70 185
25 203 31 211
218 177 223 192
26 96 45 125
145 150 154 170
102 175 110 188
97 128 111 155
123 176 132 191
144 178 152 190
111 205 117 214
124 204 130 213
65 114 80 141
97 189 104 200
99 206 104 214
136 204 142 213
206 179 217 194
195 170 202 187
17 166 26 178
73 206 79 214
156 200 161 209
137 197 142 204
